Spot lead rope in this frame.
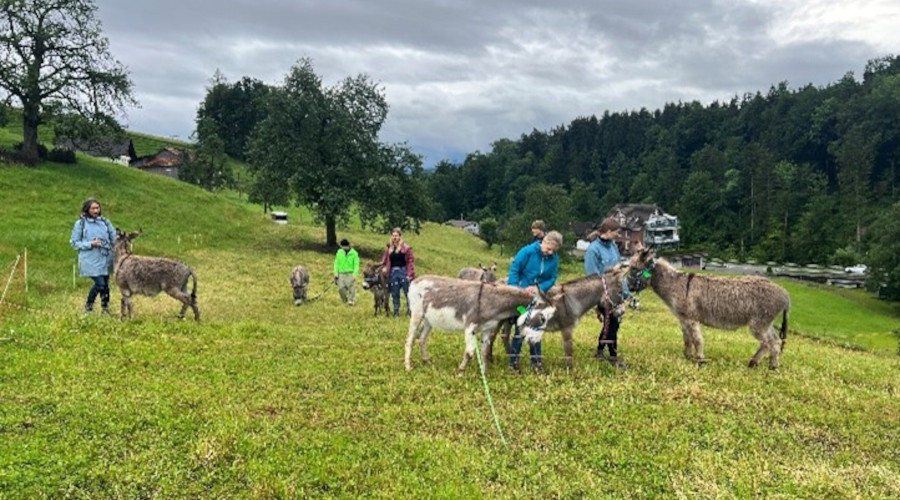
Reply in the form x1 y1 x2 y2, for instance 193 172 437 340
473 281 509 448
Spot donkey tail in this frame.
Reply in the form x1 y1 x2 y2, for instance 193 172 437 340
189 269 198 301
779 301 790 351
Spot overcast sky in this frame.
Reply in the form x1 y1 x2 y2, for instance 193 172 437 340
94 0 899 166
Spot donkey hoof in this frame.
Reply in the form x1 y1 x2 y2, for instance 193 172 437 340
748 359 759 368
421 357 432 365
696 358 709 367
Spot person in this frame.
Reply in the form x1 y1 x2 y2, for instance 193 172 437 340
70 198 116 315
380 227 415 317
531 219 546 242
584 217 628 369
507 230 562 373
333 238 359 305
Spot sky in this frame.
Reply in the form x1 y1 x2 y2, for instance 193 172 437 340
93 0 900 167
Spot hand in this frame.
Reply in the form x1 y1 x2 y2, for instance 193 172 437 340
525 285 537 296
333 276 339 285
91 238 101 248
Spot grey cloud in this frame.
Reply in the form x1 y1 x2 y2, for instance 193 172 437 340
92 0 893 165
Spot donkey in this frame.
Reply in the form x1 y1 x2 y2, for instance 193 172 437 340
290 265 310 305
628 248 790 369
457 263 498 283
405 276 557 374
361 262 390 316
113 229 200 321
483 268 632 370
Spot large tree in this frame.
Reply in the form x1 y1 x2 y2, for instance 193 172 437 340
0 0 134 164
248 59 425 247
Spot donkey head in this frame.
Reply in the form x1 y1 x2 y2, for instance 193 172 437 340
479 262 499 283
361 263 384 290
519 287 559 345
627 246 657 293
114 228 143 256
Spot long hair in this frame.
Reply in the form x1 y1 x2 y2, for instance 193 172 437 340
81 198 102 217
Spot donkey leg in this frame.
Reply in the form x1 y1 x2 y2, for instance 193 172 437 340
458 325 477 375
747 320 771 368
120 291 132 320
765 324 782 370
685 321 707 365
501 320 512 358
679 320 696 360
167 288 192 319
419 322 434 364
561 326 575 370
404 313 424 371
482 326 498 368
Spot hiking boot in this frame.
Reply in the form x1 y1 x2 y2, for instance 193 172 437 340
83 305 94 315
532 363 546 375
510 361 521 374
593 348 604 360
100 307 111 316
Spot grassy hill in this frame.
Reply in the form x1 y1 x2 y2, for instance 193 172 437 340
1 152 900 497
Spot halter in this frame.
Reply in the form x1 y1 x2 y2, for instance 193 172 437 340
521 296 549 333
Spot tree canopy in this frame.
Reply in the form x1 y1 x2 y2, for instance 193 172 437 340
0 0 134 164
246 59 427 247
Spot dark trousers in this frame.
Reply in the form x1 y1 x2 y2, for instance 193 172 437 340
87 275 110 309
597 313 621 358
389 267 409 316
509 318 542 368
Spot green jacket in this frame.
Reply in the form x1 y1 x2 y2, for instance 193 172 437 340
334 247 359 276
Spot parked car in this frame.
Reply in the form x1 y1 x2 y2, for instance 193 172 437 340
844 264 868 274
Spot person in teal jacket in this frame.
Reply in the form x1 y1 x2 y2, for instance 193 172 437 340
333 238 359 305
584 217 628 368
507 230 562 373
70 198 116 315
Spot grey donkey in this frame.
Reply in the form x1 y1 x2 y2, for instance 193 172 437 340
290 265 310 305
628 247 790 369
113 229 200 321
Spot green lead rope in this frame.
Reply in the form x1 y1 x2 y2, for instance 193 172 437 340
473 335 509 449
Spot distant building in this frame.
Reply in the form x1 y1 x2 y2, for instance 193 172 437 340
607 203 680 254
129 147 190 179
445 219 480 236
54 136 137 164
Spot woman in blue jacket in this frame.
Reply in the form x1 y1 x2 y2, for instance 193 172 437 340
584 217 627 368
507 230 562 373
70 198 116 315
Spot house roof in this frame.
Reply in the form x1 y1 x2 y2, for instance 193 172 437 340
54 137 136 159
130 148 189 169
606 203 665 230
445 219 477 228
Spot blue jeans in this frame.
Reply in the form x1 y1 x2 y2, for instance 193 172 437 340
509 320 542 368
86 275 110 309
389 267 409 316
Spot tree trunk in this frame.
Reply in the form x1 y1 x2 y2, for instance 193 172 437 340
21 100 40 165
325 215 337 248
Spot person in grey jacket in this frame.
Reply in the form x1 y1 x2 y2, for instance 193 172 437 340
70 198 116 315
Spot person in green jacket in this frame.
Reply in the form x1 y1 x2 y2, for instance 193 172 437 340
334 238 360 305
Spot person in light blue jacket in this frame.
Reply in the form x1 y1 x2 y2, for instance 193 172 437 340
507 230 562 373
584 217 628 368
70 198 116 315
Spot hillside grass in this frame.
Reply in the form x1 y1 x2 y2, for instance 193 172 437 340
1 156 900 498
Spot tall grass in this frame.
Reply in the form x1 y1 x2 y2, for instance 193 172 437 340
1 157 899 498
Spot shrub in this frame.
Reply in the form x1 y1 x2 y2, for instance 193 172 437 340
47 148 77 164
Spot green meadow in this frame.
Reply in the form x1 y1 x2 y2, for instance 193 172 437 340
1 153 899 498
